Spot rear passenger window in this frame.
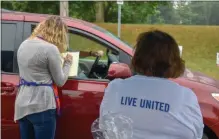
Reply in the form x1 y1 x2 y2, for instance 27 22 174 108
1 23 17 72
31 24 36 32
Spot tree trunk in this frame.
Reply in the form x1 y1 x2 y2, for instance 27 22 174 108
95 2 105 22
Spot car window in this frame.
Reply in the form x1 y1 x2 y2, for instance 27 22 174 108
30 24 108 60
68 29 113 79
68 30 108 60
1 23 17 73
2 23 17 51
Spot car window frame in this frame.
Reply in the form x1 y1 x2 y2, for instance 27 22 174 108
68 27 119 53
24 22 119 52
1 20 24 74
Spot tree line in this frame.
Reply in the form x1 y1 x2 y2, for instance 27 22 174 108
2 1 219 25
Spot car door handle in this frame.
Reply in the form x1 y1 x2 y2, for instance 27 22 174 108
1 82 16 94
1 86 15 92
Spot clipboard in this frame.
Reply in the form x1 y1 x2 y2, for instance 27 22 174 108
61 51 80 77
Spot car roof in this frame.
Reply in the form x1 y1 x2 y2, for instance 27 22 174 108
1 9 97 28
1 9 133 55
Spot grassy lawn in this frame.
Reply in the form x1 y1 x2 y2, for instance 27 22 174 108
69 23 219 80
97 23 219 80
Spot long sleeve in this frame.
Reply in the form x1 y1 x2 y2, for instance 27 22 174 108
47 45 72 87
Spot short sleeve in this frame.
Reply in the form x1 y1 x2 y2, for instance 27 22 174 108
100 79 123 117
183 88 204 138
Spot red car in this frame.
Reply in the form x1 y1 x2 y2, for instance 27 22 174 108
1 9 219 139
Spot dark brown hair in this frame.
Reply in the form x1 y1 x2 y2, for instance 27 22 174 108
131 30 185 78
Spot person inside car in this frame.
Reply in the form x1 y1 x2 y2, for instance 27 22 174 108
67 47 104 79
14 15 102 139
99 30 204 139
79 50 104 58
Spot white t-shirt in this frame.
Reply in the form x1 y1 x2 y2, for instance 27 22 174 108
100 75 204 139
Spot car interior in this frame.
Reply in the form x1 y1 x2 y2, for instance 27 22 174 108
1 51 14 73
67 28 121 80
76 49 120 80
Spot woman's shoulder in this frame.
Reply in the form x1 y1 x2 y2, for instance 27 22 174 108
18 39 60 58
30 39 60 54
24 38 57 49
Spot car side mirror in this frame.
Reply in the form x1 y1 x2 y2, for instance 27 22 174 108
107 63 132 80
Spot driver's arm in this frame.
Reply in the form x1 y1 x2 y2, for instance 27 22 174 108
79 50 104 58
79 51 91 58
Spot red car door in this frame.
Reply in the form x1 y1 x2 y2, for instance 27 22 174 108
1 20 24 139
56 79 108 139
1 74 20 139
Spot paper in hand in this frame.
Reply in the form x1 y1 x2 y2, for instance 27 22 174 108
61 52 80 77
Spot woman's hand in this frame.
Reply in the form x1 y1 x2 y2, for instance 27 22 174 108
64 53 73 63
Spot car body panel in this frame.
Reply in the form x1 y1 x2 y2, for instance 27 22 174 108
55 79 107 139
211 122 219 137
1 12 24 21
1 74 20 139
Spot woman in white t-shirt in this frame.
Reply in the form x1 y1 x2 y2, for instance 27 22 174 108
100 30 204 139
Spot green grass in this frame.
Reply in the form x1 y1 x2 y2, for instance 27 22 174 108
68 32 108 60
69 23 219 80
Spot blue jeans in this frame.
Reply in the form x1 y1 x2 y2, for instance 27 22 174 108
18 109 56 139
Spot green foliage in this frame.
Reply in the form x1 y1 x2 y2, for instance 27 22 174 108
1 1 219 25
154 2 180 24
1 1 163 23
120 1 160 23
175 1 219 25
1 1 59 15
189 1 219 25
176 2 197 25
69 1 96 21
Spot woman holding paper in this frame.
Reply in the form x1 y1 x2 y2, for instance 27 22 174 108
14 16 72 139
